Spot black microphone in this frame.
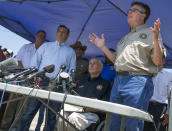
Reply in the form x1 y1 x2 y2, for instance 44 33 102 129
27 64 55 80
69 69 77 89
4 66 38 81
59 64 66 73
58 72 69 92
53 64 66 83
70 69 75 82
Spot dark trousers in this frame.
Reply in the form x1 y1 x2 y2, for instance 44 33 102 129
17 77 61 131
35 104 45 131
144 101 168 131
0 91 10 126
17 98 61 131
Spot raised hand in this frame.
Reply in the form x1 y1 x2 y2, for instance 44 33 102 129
89 33 106 49
150 18 160 41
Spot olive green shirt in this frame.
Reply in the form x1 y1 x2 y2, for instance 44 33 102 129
115 24 166 76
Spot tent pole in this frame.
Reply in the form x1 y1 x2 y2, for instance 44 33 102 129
106 0 127 16
76 0 101 42
163 43 172 56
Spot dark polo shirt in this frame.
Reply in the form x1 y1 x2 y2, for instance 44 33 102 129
75 76 111 101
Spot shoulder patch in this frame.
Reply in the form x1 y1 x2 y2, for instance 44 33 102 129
139 33 147 39
96 85 103 90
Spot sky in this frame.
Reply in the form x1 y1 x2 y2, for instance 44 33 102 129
0 25 31 55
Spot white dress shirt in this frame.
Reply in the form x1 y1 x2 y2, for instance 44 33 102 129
151 68 172 104
15 43 36 68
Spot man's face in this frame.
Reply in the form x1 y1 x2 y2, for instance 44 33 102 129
56 27 69 43
127 4 146 26
75 48 84 59
3 51 8 56
35 32 46 44
89 59 102 76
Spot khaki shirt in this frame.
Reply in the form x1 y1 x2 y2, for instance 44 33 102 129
115 24 166 76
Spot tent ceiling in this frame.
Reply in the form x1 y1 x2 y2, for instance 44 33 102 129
0 0 172 65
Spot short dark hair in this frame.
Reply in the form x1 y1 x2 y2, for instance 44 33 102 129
57 25 70 35
36 30 46 35
2 48 7 52
131 1 151 23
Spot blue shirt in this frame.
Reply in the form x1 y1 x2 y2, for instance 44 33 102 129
101 63 116 82
30 41 76 78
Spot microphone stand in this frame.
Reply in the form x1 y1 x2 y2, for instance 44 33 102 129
51 64 66 89
44 85 51 131
56 78 68 131
54 72 82 131
8 78 37 131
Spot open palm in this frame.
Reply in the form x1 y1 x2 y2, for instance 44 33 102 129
89 33 105 49
150 18 160 41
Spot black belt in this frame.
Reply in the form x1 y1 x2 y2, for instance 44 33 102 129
117 71 130 76
150 101 167 106
117 71 153 76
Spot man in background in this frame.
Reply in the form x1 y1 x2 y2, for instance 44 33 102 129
70 41 88 82
57 58 111 131
0 30 46 131
144 68 172 131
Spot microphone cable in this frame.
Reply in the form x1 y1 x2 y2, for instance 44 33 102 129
44 83 52 131
147 111 158 131
8 80 40 131
0 80 25 108
10 65 55 130
0 83 8 109
56 81 69 131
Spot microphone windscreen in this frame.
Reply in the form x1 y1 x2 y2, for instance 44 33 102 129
0 58 18 70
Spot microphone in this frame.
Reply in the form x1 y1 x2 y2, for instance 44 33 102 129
69 69 77 89
27 64 55 80
53 64 66 83
70 69 75 82
4 66 38 81
59 72 69 92
0 58 18 71
59 64 66 73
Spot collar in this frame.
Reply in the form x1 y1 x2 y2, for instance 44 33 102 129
56 40 65 46
33 43 37 50
88 75 101 81
130 24 148 33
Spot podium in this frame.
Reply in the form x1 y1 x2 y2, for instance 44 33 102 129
0 82 153 131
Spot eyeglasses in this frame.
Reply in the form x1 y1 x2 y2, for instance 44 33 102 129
128 8 145 14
